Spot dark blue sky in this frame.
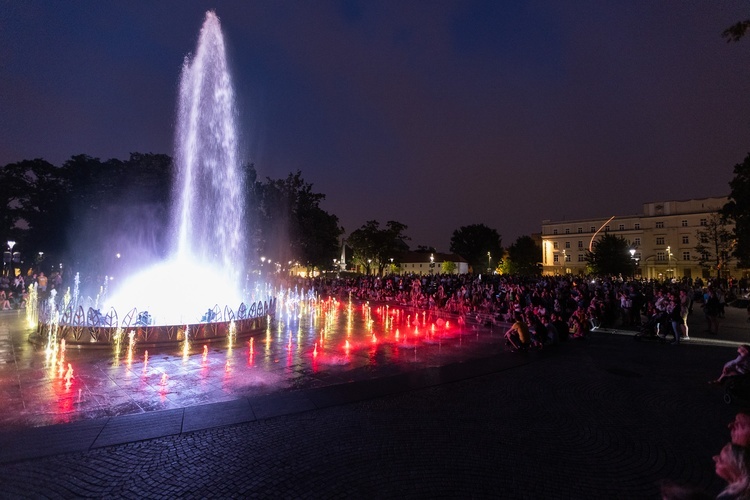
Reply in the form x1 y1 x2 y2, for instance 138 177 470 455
2 1 749 251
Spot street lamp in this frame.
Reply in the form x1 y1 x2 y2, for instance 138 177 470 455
487 252 491 273
666 246 674 278
7 241 16 277
629 249 636 279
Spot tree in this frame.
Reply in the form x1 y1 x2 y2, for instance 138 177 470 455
502 235 542 276
723 20 750 42
449 224 502 273
0 158 71 264
347 220 409 275
694 214 735 279
722 153 750 268
250 170 343 274
441 260 457 274
585 233 633 276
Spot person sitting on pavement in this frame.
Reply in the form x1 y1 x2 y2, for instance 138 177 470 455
713 442 750 499
504 313 530 351
710 345 750 385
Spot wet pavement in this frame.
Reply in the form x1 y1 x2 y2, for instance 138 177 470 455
0 302 749 497
0 300 511 428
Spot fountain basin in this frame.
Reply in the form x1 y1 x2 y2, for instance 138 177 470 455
30 298 275 349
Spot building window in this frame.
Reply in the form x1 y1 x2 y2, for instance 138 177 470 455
565 228 570 234
657 252 666 261
656 237 665 245
700 218 707 226
682 251 690 261
682 235 689 244
634 223 640 229
565 254 571 262
553 229 558 235
590 226 595 232
578 254 585 262
618 224 625 231
553 255 559 263
553 242 559 249
656 222 664 229
633 237 641 246
578 241 583 248
578 227 583 233
681 220 688 227
565 242 570 249
605 225 610 231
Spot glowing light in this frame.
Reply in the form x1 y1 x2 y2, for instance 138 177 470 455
64 364 74 389
126 330 136 367
160 372 169 386
143 350 149 374
313 342 318 357
202 344 209 362
182 325 190 361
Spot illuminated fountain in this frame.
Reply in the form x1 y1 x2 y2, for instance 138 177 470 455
33 11 274 347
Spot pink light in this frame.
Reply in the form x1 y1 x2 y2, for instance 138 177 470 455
64 363 74 390
313 342 318 357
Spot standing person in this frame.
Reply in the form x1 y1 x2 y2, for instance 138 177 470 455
619 291 632 328
704 288 721 335
666 293 683 345
679 289 691 340
37 272 47 293
713 443 750 499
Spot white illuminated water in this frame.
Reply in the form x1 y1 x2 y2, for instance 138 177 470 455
105 11 247 324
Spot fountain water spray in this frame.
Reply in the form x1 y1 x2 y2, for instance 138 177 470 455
104 10 248 324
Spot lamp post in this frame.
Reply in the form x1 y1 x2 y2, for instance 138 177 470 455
7 241 16 277
629 249 636 279
429 254 434 275
666 246 673 279
487 252 491 273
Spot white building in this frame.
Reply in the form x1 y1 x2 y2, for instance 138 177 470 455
541 197 733 279
398 252 469 275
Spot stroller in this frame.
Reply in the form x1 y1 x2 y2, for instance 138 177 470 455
723 375 750 405
633 310 671 342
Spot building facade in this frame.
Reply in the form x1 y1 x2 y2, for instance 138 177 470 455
541 197 732 279
398 252 469 276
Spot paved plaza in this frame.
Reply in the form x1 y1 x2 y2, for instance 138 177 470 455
0 304 749 498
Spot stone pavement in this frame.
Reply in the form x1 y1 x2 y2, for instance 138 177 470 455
0 305 748 498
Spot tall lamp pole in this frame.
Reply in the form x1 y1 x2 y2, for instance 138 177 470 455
7 240 15 277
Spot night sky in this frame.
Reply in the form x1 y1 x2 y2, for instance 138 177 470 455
2 1 749 252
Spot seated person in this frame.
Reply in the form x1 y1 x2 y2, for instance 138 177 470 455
504 313 530 351
710 344 750 384
713 442 750 499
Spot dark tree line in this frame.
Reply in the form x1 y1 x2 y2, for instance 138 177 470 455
0 154 342 277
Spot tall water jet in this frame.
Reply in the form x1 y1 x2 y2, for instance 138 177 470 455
103 11 248 324
173 10 244 281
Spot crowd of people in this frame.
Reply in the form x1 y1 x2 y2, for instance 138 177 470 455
0 271 60 310
289 272 742 351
